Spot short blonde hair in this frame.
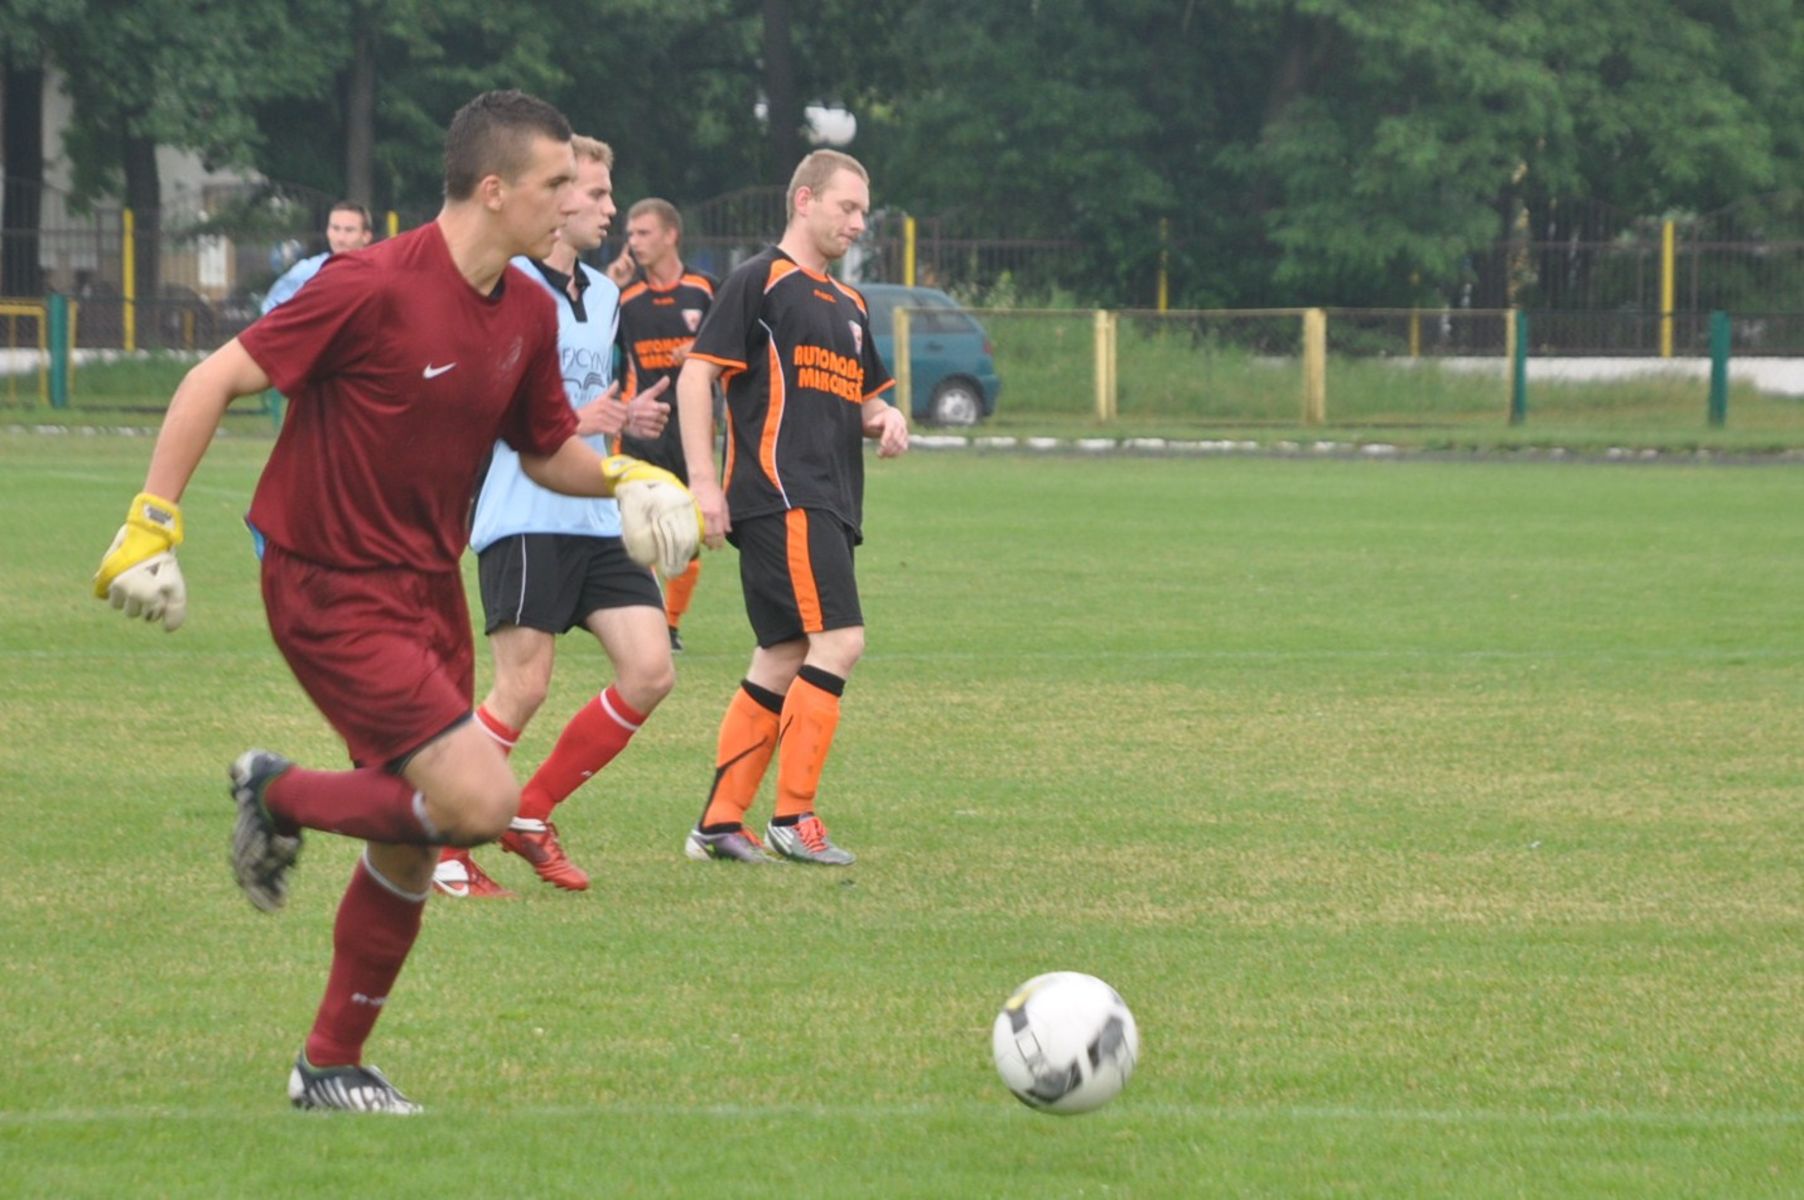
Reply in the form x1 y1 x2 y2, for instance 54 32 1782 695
786 150 868 220
571 135 614 168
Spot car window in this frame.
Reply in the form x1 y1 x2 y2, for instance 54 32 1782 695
867 290 897 335
910 291 981 336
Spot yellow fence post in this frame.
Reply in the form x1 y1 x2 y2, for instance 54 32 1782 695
1409 309 1421 358
386 210 400 239
1503 308 1518 418
1301 307 1326 425
1157 218 1169 313
1093 309 1118 421
122 208 136 353
894 306 912 416
1659 218 1675 358
903 216 916 287
0 301 52 406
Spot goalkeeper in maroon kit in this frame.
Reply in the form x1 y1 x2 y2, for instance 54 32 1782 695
90 91 699 1114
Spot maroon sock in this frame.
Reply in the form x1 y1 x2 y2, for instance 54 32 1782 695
265 767 439 843
303 856 427 1068
517 686 646 822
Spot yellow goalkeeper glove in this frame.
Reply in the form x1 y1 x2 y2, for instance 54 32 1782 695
93 491 188 632
601 455 703 577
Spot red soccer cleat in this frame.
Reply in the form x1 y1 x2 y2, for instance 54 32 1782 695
499 818 591 891
432 849 516 899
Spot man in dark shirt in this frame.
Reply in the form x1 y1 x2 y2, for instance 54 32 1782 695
611 197 717 650
675 150 908 868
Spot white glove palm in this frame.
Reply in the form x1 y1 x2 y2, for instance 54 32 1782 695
618 479 701 577
103 541 188 631
94 491 188 632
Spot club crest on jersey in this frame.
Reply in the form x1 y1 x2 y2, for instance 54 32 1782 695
848 320 863 356
496 335 524 376
682 308 703 333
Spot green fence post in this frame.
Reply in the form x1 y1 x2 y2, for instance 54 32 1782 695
1509 310 1528 425
47 293 70 409
1707 310 1729 428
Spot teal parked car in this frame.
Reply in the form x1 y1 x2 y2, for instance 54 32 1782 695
861 284 1002 426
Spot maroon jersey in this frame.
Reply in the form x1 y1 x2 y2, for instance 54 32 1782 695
240 221 577 571
688 246 893 537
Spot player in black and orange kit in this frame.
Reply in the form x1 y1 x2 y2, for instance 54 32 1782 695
609 198 717 652
675 150 909 866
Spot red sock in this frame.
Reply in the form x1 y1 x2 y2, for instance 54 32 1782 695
474 704 519 757
517 686 646 822
304 855 426 1067
266 767 438 843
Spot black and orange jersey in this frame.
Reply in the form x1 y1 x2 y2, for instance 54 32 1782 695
688 245 895 538
615 265 717 477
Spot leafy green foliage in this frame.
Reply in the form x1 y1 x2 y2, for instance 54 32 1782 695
6 0 1804 306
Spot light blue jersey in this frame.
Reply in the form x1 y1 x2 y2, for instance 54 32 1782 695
469 256 622 552
260 252 329 314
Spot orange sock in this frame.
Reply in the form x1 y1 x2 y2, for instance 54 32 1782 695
699 681 783 829
664 558 701 630
773 666 844 820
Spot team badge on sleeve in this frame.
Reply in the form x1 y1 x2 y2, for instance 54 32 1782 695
848 320 863 356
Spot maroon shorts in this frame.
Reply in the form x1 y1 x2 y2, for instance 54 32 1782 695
260 541 474 768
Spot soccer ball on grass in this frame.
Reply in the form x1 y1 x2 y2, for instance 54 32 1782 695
991 971 1138 1114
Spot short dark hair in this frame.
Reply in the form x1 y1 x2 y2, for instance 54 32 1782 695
328 201 372 233
443 90 573 201
628 198 683 238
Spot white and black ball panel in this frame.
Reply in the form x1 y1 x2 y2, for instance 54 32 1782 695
992 971 1138 1115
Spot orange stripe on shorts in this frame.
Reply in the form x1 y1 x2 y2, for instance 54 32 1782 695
786 509 823 633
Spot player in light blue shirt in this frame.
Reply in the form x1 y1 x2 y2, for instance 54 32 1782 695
437 136 679 899
259 202 373 314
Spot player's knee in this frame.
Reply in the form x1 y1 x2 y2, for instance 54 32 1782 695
816 627 864 674
622 661 676 711
439 782 518 845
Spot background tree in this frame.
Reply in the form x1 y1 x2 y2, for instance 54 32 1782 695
35 0 332 297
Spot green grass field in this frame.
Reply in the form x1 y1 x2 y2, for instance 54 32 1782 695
2 435 1800 1197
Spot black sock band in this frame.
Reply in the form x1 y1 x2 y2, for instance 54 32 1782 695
796 665 846 697
741 679 785 714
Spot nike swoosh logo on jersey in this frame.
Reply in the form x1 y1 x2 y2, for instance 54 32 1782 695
423 362 457 379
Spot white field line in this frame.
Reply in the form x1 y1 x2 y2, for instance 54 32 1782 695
1 1099 1799 1129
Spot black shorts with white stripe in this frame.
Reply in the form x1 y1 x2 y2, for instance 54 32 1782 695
476 532 663 636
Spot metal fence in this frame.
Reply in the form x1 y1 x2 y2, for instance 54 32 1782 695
6 179 1804 354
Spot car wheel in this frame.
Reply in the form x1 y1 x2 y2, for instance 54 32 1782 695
928 378 984 427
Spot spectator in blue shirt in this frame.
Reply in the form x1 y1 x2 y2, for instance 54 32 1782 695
261 202 374 314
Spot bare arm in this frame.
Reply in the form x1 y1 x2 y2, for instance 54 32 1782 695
519 436 612 497
676 357 728 547
144 339 272 499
